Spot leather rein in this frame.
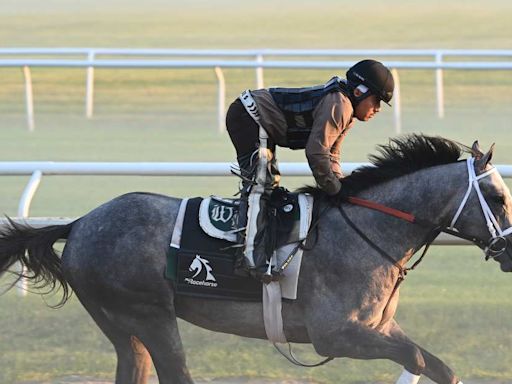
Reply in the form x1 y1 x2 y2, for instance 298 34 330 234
340 157 512 282
342 196 488 279
340 197 439 282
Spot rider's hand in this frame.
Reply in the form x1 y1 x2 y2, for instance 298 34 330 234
329 178 349 204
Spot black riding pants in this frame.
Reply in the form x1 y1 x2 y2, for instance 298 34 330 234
226 98 277 172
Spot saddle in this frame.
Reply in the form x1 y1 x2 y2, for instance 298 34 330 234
199 188 312 249
165 189 313 302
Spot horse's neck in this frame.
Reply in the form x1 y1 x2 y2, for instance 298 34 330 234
357 162 467 262
365 162 466 220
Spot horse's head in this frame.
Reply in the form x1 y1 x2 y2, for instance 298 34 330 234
189 255 203 278
450 142 512 272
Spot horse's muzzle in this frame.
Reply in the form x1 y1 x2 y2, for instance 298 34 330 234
485 236 508 261
485 236 512 271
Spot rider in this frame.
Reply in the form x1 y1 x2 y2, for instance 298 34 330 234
226 59 395 278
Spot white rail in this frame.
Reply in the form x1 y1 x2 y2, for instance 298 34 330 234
1 48 512 132
2 161 511 176
3 161 512 245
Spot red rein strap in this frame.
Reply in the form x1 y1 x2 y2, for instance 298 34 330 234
347 196 416 223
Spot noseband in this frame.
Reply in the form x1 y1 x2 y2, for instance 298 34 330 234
448 158 512 260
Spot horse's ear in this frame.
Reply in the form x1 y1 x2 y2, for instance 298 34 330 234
475 143 495 171
471 140 484 159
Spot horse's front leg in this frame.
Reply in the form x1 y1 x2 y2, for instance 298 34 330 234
382 319 462 384
309 321 461 384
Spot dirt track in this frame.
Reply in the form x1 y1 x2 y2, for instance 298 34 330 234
15 376 509 384
18 378 316 384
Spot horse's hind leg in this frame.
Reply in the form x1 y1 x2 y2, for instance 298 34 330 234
79 295 193 384
129 303 194 384
86 295 193 384
77 296 152 384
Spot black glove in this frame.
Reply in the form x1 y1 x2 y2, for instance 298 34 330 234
333 178 351 203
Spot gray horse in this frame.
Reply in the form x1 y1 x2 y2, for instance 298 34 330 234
1 135 512 384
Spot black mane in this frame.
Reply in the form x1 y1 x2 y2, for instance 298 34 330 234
298 134 471 201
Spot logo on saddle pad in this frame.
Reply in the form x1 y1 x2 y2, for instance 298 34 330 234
184 255 218 288
210 204 237 225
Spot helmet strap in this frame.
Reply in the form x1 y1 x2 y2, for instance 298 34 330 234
346 80 373 107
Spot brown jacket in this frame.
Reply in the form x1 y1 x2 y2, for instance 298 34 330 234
251 89 354 195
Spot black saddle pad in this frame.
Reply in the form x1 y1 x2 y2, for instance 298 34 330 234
166 197 262 301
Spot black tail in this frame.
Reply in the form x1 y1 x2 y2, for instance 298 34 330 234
0 218 75 307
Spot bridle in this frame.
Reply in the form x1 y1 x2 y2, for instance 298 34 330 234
447 157 512 260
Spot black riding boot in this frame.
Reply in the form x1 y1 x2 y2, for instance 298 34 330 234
250 194 271 276
233 188 250 276
232 152 277 280
252 156 279 273
233 153 256 276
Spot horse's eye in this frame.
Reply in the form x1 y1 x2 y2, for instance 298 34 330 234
492 195 506 205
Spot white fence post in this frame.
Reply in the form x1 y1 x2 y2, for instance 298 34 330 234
391 68 401 134
16 170 43 296
85 50 95 119
214 66 226 133
436 51 445 119
256 53 264 89
22 66 35 132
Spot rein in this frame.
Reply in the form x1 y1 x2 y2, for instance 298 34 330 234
341 197 445 280
273 343 334 367
346 196 484 248
343 196 484 274
342 157 512 276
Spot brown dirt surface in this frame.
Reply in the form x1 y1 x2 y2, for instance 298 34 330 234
14 376 509 384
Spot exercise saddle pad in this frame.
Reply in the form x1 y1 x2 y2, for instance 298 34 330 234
165 191 313 301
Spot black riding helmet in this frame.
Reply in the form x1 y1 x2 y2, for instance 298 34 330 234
346 59 394 106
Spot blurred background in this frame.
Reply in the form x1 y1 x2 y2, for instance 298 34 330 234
0 0 511 383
